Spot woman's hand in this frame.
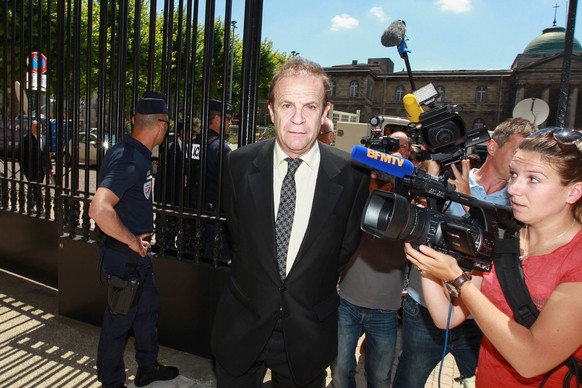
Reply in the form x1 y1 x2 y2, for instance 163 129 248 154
404 242 463 282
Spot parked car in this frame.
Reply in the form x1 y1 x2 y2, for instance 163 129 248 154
69 129 166 171
69 128 112 166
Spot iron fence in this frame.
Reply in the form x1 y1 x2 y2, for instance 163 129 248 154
0 0 263 265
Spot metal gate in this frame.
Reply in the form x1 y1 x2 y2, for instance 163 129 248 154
1 0 264 262
1 0 265 356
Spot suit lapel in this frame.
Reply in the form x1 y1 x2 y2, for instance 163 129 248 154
247 140 280 278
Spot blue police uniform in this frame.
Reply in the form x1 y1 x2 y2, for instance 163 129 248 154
96 135 160 387
200 129 232 262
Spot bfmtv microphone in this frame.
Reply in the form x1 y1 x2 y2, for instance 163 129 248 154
352 145 415 178
403 93 423 123
381 20 406 47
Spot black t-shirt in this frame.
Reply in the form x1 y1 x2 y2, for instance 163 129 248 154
97 135 153 234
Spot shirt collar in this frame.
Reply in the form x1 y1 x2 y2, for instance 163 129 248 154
468 168 478 188
468 168 509 198
274 141 320 172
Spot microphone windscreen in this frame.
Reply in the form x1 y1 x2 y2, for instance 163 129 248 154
381 20 406 47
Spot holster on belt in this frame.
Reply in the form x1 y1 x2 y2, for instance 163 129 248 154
101 236 144 315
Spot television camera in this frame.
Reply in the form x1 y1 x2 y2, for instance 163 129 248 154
361 168 520 272
405 83 491 174
380 20 490 170
360 119 401 153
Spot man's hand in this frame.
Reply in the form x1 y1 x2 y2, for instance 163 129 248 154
128 233 151 257
448 159 471 196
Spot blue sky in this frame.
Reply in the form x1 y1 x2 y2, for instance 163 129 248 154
220 0 582 70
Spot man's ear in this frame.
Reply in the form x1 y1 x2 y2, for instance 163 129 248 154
487 139 498 156
322 102 331 120
267 103 275 124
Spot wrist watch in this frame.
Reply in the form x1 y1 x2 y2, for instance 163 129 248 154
444 272 472 298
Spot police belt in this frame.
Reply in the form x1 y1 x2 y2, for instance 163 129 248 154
102 236 142 277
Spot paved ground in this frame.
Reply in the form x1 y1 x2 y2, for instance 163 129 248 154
0 268 460 387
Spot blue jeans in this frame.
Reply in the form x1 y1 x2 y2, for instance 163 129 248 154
332 298 398 388
392 294 482 388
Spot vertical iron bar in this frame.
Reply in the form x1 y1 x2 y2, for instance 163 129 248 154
556 0 578 127
239 0 263 147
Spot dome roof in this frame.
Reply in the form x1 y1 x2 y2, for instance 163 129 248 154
523 26 582 55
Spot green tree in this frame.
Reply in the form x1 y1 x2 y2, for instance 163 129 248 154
2 0 289 128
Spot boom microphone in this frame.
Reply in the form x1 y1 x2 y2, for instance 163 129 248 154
403 93 424 123
381 20 406 47
352 145 415 178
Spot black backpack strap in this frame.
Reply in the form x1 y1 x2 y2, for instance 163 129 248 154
494 237 540 327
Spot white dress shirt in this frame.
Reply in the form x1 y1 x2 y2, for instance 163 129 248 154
273 142 320 276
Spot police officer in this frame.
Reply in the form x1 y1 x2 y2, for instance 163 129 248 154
196 98 233 209
195 98 233 263
89 91 179 388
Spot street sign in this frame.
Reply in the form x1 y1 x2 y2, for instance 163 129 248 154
26 72 47 92
30 52 48 74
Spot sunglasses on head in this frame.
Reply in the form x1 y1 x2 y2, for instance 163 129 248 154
529 127 582 149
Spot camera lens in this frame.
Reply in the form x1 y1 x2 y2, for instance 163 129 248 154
369 116 383 127
420 106 467 153
361 190 428 242
430 121 462 149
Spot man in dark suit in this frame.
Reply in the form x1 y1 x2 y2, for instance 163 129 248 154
20 118 47 212
211 57 370 387
161 120 198 206
21 118 47 182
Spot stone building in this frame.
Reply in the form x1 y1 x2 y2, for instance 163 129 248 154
325 21 582 131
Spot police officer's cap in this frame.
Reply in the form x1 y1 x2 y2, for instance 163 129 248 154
136 91 169 115
209 98 232 114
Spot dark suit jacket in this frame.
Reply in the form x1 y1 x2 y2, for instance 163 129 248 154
20 132 46 182
211 139 370 385
157 139 197 207
162 140 185 206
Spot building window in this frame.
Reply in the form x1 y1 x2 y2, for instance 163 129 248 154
395 85 405 102
436 86 445 102
350 81 359 98
473 118 486 129
329 81 336 98
366 79 373 99
476 86 487 103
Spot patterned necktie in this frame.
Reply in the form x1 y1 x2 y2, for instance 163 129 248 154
275 158 303 280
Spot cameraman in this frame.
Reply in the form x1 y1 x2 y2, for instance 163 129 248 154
389 130 412 159
331 130 411 387
393 117 537 387
388 130 413 198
